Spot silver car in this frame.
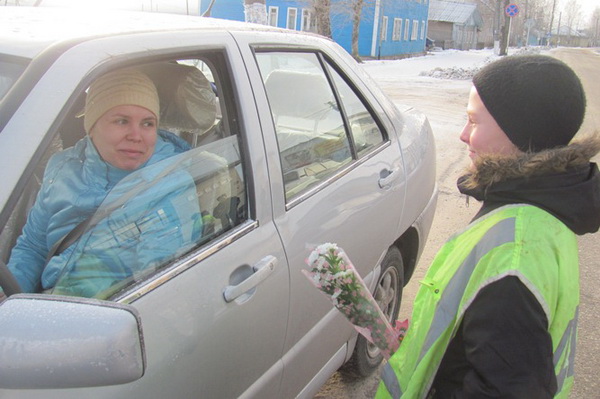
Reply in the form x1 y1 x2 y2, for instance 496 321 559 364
0 7 437 398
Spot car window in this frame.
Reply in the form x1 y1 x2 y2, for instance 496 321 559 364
1 55 248 299
325 63 385 156
51 135 245 299
0 55 28 100
256 51 384 201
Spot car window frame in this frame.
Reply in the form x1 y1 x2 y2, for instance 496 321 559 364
0 43 260 303
252 46 391 209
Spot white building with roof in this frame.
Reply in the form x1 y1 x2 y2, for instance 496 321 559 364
428 0 483 49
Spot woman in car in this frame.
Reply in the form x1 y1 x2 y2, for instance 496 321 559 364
7 68 201 297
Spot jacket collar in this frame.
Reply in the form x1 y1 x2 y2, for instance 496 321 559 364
458 136 600 235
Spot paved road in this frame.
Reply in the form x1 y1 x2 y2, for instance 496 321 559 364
317 47 600 398
552 47 600 399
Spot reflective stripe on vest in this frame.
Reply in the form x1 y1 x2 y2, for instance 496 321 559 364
419 217 516 365
381 207 577 398
555 306 578 393
382 362 402 399
380 217 516 398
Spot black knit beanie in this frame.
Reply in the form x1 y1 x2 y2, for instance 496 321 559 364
472 55 586 152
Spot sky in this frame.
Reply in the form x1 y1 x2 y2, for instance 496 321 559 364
577 0 599 19
6 0 599 13
560 0 599 27
3 0 599 26
5 0 201 15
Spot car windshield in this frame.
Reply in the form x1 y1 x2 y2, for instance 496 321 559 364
0 56 28 100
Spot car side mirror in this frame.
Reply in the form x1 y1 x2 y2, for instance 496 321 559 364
0 294 145 389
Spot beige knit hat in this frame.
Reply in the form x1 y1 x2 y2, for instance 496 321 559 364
84 69 160 133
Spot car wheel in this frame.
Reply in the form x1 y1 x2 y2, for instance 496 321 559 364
342 246 404 377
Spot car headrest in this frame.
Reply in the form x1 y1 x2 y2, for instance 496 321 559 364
264 70 333 119
138 62 217 135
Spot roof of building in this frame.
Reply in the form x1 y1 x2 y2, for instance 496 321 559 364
428 0 483 27
552 25 586 37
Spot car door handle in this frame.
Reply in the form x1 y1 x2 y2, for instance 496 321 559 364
223 255 278 303
378 168 399 189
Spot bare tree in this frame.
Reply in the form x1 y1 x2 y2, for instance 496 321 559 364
562 0 582 40
327 0 386 60
591 7 600 46
349 0 364 61
244 0 267 24
496 0 510 54
314 0 332 38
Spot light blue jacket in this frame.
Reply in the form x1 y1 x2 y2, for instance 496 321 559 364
8 131 201 296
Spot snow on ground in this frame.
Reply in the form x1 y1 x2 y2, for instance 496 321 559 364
362 49 498 80
362 46 544 80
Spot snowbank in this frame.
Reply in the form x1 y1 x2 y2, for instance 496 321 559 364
362 47 545 81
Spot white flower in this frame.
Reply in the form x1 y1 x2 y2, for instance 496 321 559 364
307 250 320 265
333 270 352 280
331 288 342 306
317 242 338 254
308 243 338 266
312 273 322 285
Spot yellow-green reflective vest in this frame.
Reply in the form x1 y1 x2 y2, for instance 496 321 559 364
376 204 579 399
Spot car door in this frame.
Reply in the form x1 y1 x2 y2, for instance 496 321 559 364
238 37 407 396
0 32 289 399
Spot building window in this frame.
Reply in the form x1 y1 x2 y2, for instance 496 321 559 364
380 16 388 41
392 18 402 41
411 20 419 40
301 9 312 32
404 19 410 40
268 6 278 27
421 20 426 40
287 7 298 30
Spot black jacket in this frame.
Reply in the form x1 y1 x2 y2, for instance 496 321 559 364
430 138 600 398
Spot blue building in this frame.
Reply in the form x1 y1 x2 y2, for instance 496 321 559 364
201 0 430 58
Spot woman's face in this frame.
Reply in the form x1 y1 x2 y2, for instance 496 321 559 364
460 86 520 167
90 104 158 170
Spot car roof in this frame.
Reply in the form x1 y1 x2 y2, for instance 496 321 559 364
0 6 296 59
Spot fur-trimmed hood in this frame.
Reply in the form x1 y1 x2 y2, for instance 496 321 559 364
458 136 600 235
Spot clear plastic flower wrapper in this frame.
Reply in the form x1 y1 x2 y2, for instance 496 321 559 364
303 243 408 359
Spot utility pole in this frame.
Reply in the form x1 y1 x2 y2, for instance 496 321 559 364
548 0 557 45
499 0 510 55
494 0 501 54
556 12 562 46
596 16 599 47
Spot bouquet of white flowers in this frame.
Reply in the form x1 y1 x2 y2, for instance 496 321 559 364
303 243 407 359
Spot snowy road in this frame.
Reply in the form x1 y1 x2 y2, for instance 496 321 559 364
316 46 600 398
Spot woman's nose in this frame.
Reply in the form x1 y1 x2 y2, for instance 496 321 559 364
126 125 143 141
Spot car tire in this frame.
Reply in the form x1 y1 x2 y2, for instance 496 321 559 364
342 246 404 377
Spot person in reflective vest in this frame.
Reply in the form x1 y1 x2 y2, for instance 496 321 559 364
377 55 600 398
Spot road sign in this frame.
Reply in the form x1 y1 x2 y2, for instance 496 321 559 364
505 3 519 17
